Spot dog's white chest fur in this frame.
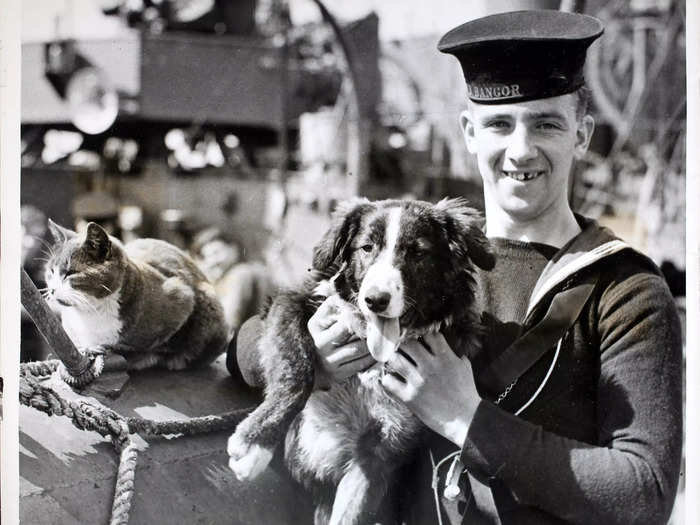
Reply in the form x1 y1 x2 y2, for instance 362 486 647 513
295 375 420 483
60 292 123 349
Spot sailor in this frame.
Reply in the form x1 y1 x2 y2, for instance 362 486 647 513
308 9 683 524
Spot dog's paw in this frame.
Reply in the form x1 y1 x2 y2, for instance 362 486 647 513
227 433 274 482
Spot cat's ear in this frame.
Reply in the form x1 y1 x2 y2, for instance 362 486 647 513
47 219 76 243
84 222 112 261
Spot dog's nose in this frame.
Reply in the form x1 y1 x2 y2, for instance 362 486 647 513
364 289 391 313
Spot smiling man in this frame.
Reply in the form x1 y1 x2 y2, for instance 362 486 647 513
464 95 593 245
306 9 683 525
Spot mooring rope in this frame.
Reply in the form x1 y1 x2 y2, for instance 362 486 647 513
19 358 254 525
19 268 256 523
110 422 138 525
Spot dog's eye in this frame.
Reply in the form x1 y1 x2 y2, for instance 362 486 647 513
410 240 433 258
360 244 373 253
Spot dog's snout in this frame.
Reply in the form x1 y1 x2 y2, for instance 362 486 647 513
364 289 391 312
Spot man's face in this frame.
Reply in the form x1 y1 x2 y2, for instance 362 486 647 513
461 94 594 223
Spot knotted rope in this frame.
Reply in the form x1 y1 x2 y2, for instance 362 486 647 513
20 359 253 525
19 270 255 524
20 360 138 525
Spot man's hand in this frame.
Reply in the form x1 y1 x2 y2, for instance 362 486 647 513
381 332 481 447
307 296 375 384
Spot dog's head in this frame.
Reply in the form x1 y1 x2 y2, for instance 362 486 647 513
312 198 493 349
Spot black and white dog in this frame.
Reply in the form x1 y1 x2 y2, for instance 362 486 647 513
227 197 493 525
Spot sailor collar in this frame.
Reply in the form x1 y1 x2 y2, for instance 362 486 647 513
479 217 649 398
526 216 640 319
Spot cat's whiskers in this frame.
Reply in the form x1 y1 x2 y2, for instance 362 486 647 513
39 245 56 262
78 295 99 314
101 284 113 294
64 288 91 312
34 235 56 254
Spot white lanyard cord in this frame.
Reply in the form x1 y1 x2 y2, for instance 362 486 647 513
515 336 563 416
429 335 563 523
429 449 461 525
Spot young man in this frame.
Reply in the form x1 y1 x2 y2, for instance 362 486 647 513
306 10 682 525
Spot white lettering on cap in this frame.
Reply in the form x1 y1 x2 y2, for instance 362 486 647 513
467 83 522 100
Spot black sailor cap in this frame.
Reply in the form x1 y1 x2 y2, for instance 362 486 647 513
438 10 604 104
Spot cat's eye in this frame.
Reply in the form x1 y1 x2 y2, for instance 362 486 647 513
360 244 373 253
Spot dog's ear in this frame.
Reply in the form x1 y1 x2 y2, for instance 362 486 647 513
312 197 371 275
436 198 494 271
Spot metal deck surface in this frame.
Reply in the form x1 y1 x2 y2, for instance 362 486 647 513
20 355 314 524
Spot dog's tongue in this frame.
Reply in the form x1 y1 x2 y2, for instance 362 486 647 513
366 314 401 363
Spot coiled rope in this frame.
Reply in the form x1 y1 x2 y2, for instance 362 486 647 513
19 359 253 525
19 270 254 524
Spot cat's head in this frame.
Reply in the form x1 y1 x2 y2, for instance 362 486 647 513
44 220 127 312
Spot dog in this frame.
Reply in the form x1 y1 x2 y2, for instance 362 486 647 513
227 197 493 525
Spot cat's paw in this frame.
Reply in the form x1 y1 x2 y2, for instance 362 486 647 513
126 353 161 370
227 432 274 482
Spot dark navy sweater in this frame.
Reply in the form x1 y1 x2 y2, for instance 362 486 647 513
399 228 683 525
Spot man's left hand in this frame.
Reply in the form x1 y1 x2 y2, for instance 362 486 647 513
381 333 481 447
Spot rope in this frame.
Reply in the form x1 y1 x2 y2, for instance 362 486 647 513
20 269 255 523
20 268 96 380
19 360 255 524
111 422 138 525
58 352 106 388
126 409 253 437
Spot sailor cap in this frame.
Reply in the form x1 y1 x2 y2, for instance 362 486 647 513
438 10 604 104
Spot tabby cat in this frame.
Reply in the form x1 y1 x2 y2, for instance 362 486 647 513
44 220 229 370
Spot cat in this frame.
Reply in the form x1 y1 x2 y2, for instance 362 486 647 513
43 220 229 370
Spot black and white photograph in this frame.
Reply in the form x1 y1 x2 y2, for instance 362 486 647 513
1 0 695 523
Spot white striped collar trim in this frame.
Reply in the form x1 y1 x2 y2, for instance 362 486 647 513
527 239 631 315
